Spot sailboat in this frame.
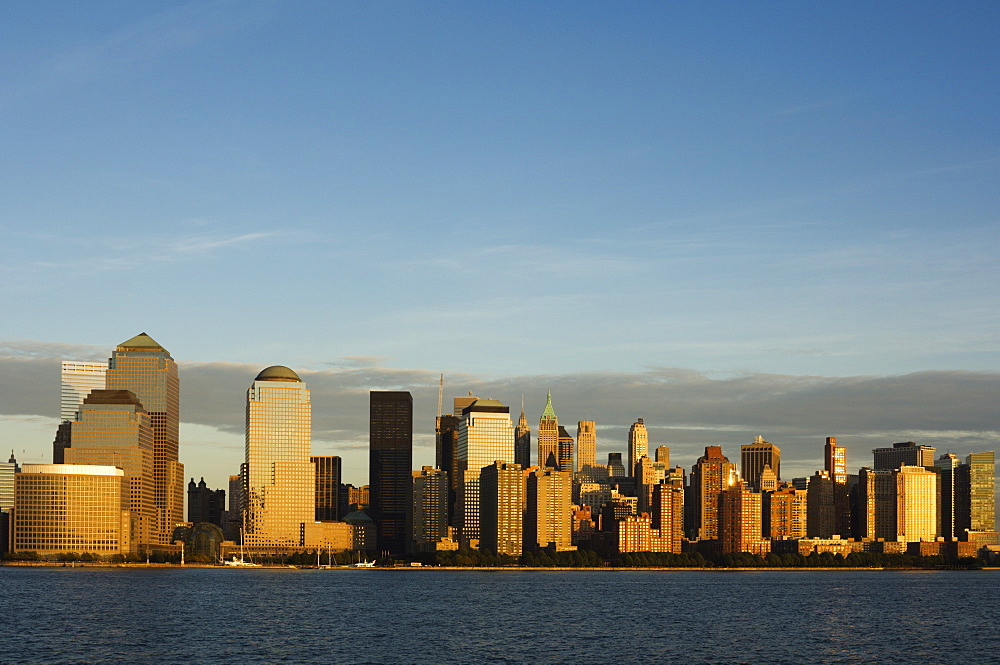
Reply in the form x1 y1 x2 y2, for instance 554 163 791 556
224 519 261 567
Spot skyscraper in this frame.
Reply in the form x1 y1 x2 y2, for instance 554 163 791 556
311 455 342 521
896 465 939 542
538 392 558 469
525 467 572 551
479 461 523 557
105 333 182 545
411 466 450 552
576 421 596 472
687 446 737 541
66 390 154 550
741 435 780 491
719 483 770 555
60 360 108 422
607 452 626 478
824 436 847 484
187 478 226 527
515 402 531 469
557 425 574 473
628 418 648 477
457 398 514 547
872 441 936 471
244 365 314 549
965 451 996 533
370 391 413 555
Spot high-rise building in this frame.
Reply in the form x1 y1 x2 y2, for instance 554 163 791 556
457 399 515 547
104 333 183 545
436 413 461 527
411 466 450 552
651 481 684 553
825 436 847 484
557 425 574 473
806 471 837 538
872 441 936 471
687 446 737 541
741 435 780 491
13 464 129 555
577 421 596 472
60 360 108 422
311 456 342 521
369 391 413 555
936 453 961 539
719 483 770 555
538 392 558 469
187 478 225 527
0 451 17 513
224 473 243 541
654 445 670 467
965 451 996 533
524 467 573 551
764 485 807 540
65 390 154 550
628 419 648 477
856 467 896 541
515 402 531 469
896 465 939 542
479 461 523 557
607 452 626 478
244 366 314 549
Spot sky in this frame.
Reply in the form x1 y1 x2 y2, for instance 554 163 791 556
1 2 998 492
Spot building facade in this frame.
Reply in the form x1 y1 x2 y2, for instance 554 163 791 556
369 391 413 556
538 392 558 469
479 461 523 557
741 435 780 491
60 360 108 422
457 399 515 547
104 333 183 545
628 418 648 478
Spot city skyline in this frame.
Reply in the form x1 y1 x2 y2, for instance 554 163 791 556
1 2 999 493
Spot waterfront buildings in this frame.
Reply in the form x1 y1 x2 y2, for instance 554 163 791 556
524 466 573 551
65 390 154 550
873 441 936 470
244 366 315 549
479 461 523 557
13 464 128 555
369 391 413 556
411 466 450 552
105 333 183 545
965 451 996 533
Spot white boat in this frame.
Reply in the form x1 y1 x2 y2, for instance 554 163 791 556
224 554 261 568
351 559 375 568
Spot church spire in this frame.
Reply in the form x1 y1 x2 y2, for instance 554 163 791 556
541 391 556 421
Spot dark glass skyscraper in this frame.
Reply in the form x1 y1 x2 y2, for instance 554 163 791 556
311 455 342 521
370 391 413 556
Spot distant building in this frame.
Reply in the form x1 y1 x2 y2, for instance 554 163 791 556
311 456 341 521
764 485 807 540
515 404 531 469
457 398 514 547
411 466 449 552
896 465 939 542
628 419 648 478
557 425 575 473
965 451 996 533
187 478 225 527
370 391 413 556
479 462 523 557
654 445 670 467
872 441 936 471
719 483 770 555
60 360 108 422
687 446 738 541
524 467 573 551
825 437 847 484
436 413 461 527
576 421 596 472
607 453 626 478
538 392 559 469
741 435 780 491
13 464 128 555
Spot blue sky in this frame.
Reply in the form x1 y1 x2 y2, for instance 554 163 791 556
1 2 998 487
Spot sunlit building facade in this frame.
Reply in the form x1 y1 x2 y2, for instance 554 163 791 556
525 467 573 551
688 446 738 541
576 421 596 472
244 365 315 549
13 464 128 555
479 461 523 557
628 418 648 478
741 435 780 491
65 390 154 550
896 465 939 542
965 451 995 533
105 333 183 545
457 399 514 547
538 392 558 469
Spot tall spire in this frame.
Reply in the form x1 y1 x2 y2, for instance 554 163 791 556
541 391 556 421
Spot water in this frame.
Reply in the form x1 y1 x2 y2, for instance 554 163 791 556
1 567 998 664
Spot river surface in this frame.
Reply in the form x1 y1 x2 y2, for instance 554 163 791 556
1 567 997 664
